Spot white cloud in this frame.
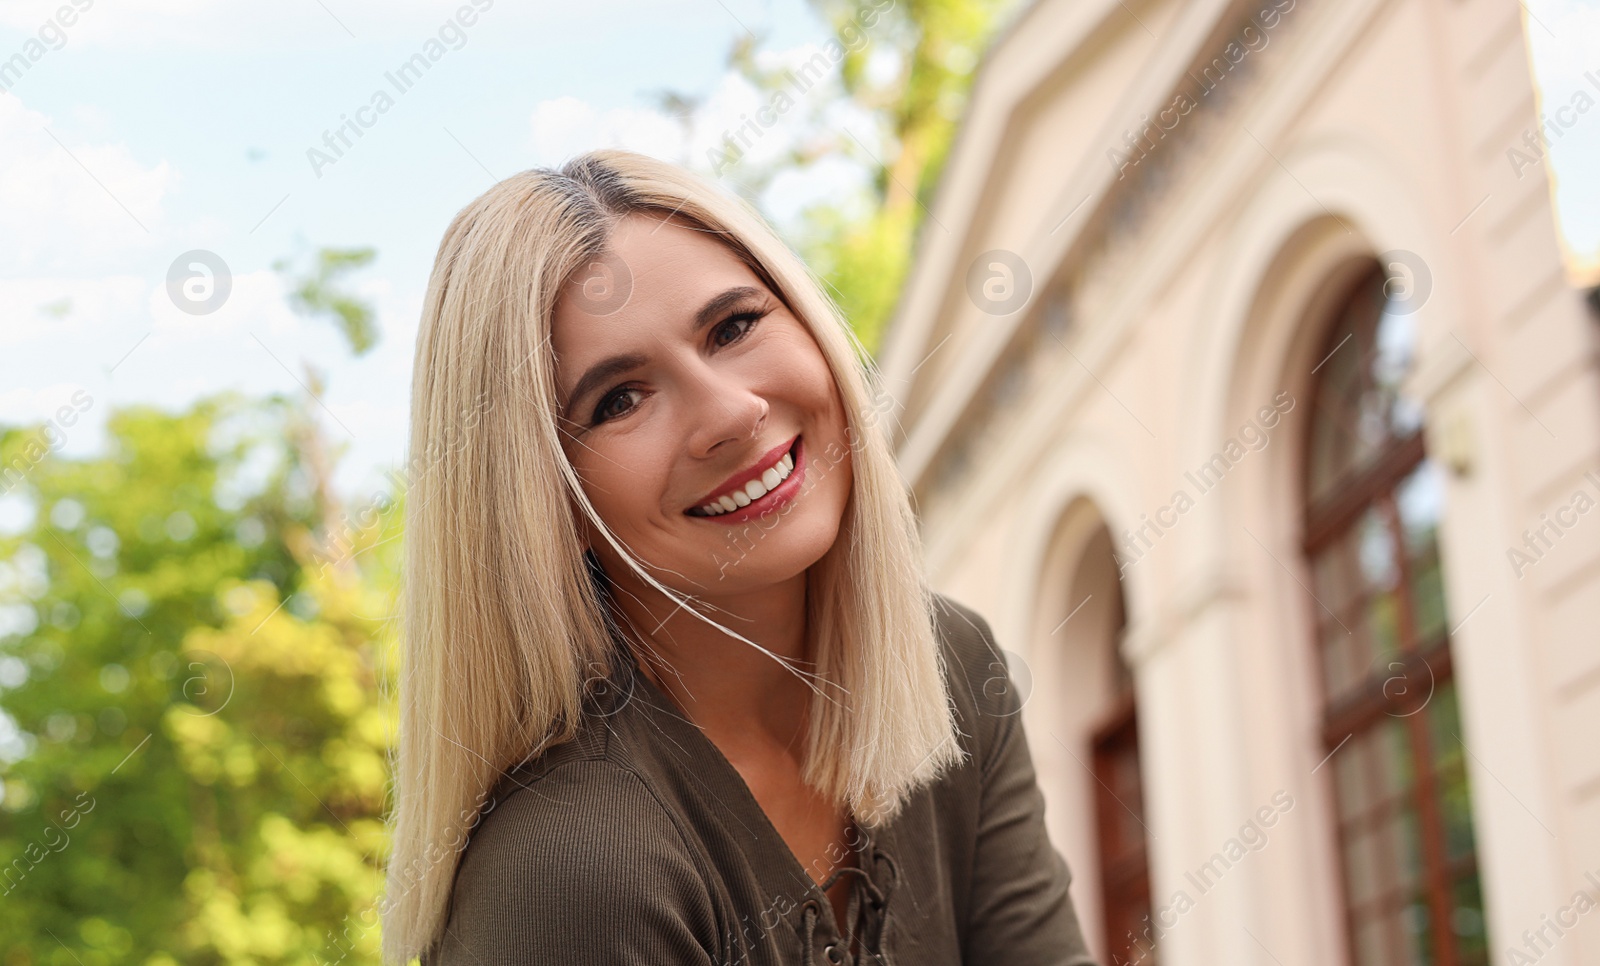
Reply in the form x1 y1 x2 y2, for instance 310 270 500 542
526 46 870 182
0 0 432 49
0 381 94 421
0 380 100 460
145 268 301 341
0 94 174 275
0 0 751 50
521 53 880 237
527 95 692 168
525 43 860 175
0 275 144 347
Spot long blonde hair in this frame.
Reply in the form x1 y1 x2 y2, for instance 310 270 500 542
380 148 962 964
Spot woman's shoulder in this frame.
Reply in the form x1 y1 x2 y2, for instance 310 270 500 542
927 591 1032 781
454 757 693 891
928 591 1017 718
432 756 719 963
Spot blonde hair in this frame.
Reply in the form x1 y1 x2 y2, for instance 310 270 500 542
381 148 962 964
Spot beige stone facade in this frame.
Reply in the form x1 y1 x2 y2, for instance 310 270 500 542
878 0 1600 963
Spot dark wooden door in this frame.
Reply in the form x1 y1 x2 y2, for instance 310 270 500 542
1092 694 1157 965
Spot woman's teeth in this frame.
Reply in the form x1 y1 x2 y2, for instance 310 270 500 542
694 450 795 516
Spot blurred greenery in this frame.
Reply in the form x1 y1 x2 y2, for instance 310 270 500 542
1 233 400 964
0 390 403 964
677 0 1021 353
798 0 1016 355
273 247 380 358
0 1 1000 960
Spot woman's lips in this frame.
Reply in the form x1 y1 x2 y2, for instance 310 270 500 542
688 433 800 508
686 436 805 525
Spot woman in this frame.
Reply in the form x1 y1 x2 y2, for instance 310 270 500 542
381 148 1097 966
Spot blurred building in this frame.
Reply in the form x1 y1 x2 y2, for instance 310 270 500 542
877 0 1600 964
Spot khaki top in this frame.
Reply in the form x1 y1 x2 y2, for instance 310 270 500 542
425 593 1099 965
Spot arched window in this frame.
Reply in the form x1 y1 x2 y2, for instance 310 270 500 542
1056 527 1158 965
1091 586 1151 966
1304 262 1489 965
1039 510 1154 966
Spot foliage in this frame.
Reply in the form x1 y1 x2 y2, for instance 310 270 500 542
798 0 1013 354
683 0 1021 354
273 247 381 357
0 390 403 963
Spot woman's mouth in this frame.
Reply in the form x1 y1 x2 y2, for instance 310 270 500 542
684 436 805 524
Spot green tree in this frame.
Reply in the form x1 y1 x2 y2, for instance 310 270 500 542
798 0 1013 355
678 0 1021 353
1 238 402 963
273 246 380 357
0 390 403 965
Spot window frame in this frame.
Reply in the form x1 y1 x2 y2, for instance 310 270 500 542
1301 261 1485 966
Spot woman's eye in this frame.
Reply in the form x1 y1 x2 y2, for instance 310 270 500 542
592 387 642 424
588 310 765 426
713 310 764 347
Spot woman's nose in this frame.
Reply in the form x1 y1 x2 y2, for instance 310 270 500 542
683 365 768 459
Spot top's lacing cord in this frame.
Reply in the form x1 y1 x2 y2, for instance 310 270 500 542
800 902 819 966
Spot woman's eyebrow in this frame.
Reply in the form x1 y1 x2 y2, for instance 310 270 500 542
560 285 766 416
691 285 763 331
561 351 649 420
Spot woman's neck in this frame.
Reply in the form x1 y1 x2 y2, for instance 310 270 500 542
608 570 816 755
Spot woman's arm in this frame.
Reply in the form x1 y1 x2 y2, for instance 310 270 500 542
945 600 1100 966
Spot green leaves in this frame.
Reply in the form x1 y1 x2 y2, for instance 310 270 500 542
0 391 402 964
778 0 1014 355
274 246 380 357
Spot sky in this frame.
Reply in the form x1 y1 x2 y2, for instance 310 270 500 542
0 0 1595 530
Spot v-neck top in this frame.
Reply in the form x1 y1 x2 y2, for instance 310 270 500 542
423 593 1098 966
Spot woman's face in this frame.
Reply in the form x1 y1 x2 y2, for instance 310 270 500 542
550 212 854 596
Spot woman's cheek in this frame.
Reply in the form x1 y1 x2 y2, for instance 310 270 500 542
595 436 673 521
789 333 840 408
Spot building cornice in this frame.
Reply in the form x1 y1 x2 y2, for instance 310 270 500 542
883 0 1264 477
